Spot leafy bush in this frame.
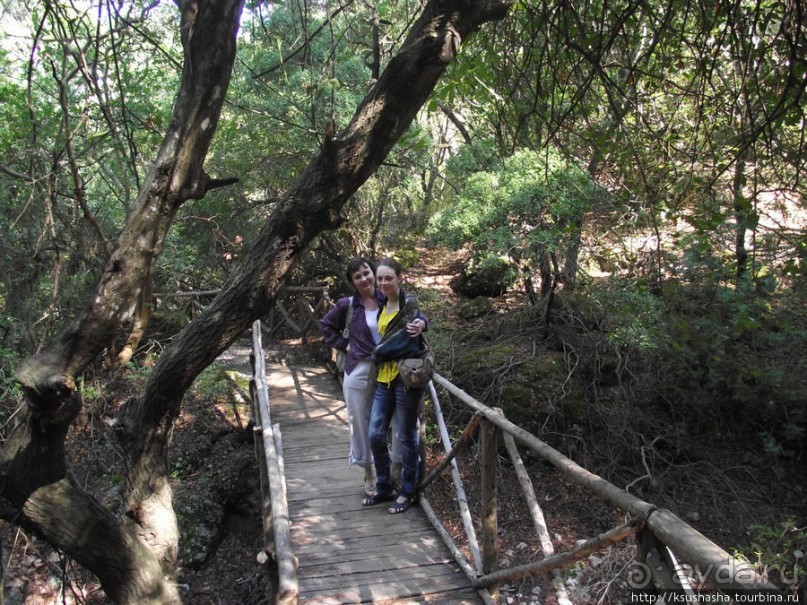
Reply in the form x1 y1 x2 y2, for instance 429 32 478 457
584 277 807 453
453 254 518 297
0 346 22 424
739 519 806 593
588 277 668 352
427 147 606 284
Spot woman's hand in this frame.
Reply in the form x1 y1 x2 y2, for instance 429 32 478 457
406 318 425 337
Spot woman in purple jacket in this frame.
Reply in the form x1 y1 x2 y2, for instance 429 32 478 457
320 257 424 497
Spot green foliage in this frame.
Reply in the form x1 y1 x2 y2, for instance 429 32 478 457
428 147 605 274
0 345 22 415
442 138 500 175
739 520 806 593
124 359 154 391
0 1 188 349
191 367 233 401
445 0 806 292
594 279 807 450
393 247 421 270
588 278 667 351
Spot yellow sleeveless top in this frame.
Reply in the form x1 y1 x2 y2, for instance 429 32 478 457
376 306 400 385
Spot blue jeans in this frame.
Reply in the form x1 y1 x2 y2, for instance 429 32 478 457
369 377 423 498
344 360 407 468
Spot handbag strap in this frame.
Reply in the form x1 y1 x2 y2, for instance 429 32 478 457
342 296 354 339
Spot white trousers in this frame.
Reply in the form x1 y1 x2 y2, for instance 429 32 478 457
344 360 405 467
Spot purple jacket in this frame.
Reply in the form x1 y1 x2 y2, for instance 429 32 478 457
320 291 385 375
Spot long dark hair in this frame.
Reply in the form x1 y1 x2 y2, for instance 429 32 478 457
377 257 402 276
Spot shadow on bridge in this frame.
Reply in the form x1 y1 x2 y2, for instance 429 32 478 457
247 307 781 605
261 360 483 604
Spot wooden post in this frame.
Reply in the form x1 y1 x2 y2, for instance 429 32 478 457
272 424 298 605
250 351 278 603
432 373 776 591
296 294 320 340
503 432 572 605
296 297 308 344
276 300 301 338
637 526 697 595
474 519 640 588
479 417 499 601
417 412 481 490
251 379 274 553
424 383 483 573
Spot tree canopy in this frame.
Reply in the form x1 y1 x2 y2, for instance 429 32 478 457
0 0 804 600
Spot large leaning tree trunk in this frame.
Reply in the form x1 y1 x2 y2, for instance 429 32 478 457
4 1 246 603
4 0 512 602
119 0 509 548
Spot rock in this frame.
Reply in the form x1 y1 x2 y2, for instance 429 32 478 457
452 257 517 298
175 490 226 567
458 296 493 320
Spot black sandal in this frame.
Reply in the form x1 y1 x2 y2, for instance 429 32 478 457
387 495 415 514
362 490 395 507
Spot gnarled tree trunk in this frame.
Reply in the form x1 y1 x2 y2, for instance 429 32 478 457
5 1 245 601
120 0 511 552
3 0 512 601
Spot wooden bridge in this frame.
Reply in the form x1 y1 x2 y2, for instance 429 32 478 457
259 360 483 603
243 287 783 604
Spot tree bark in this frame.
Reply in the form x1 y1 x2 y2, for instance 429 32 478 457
5 0 513 600
734 153 749 280
120 0 513 530
5 1 245 602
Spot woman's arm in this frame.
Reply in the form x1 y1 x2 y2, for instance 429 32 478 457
320 297 350 350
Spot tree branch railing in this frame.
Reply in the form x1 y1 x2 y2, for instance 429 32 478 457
250 320 298 605
418 373 783 603
247 321 784 604
260 286 331 345
156 285 331 342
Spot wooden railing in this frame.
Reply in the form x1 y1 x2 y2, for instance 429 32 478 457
156 285 331 343
153 288 221 319
417 373 783 603
250 320 298 605
248 306 786 604
259 285 331 344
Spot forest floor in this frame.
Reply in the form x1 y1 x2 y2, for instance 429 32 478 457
2 244 805 604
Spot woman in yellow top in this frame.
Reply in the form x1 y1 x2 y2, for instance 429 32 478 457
363 258 427 514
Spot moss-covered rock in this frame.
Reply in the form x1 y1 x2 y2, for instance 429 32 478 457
454 344 519 373
452 257 517 298
458 296 494 320
452 344 573 431
553 291 605 330
175 485 226 567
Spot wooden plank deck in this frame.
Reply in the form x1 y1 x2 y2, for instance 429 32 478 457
265 362 483 604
